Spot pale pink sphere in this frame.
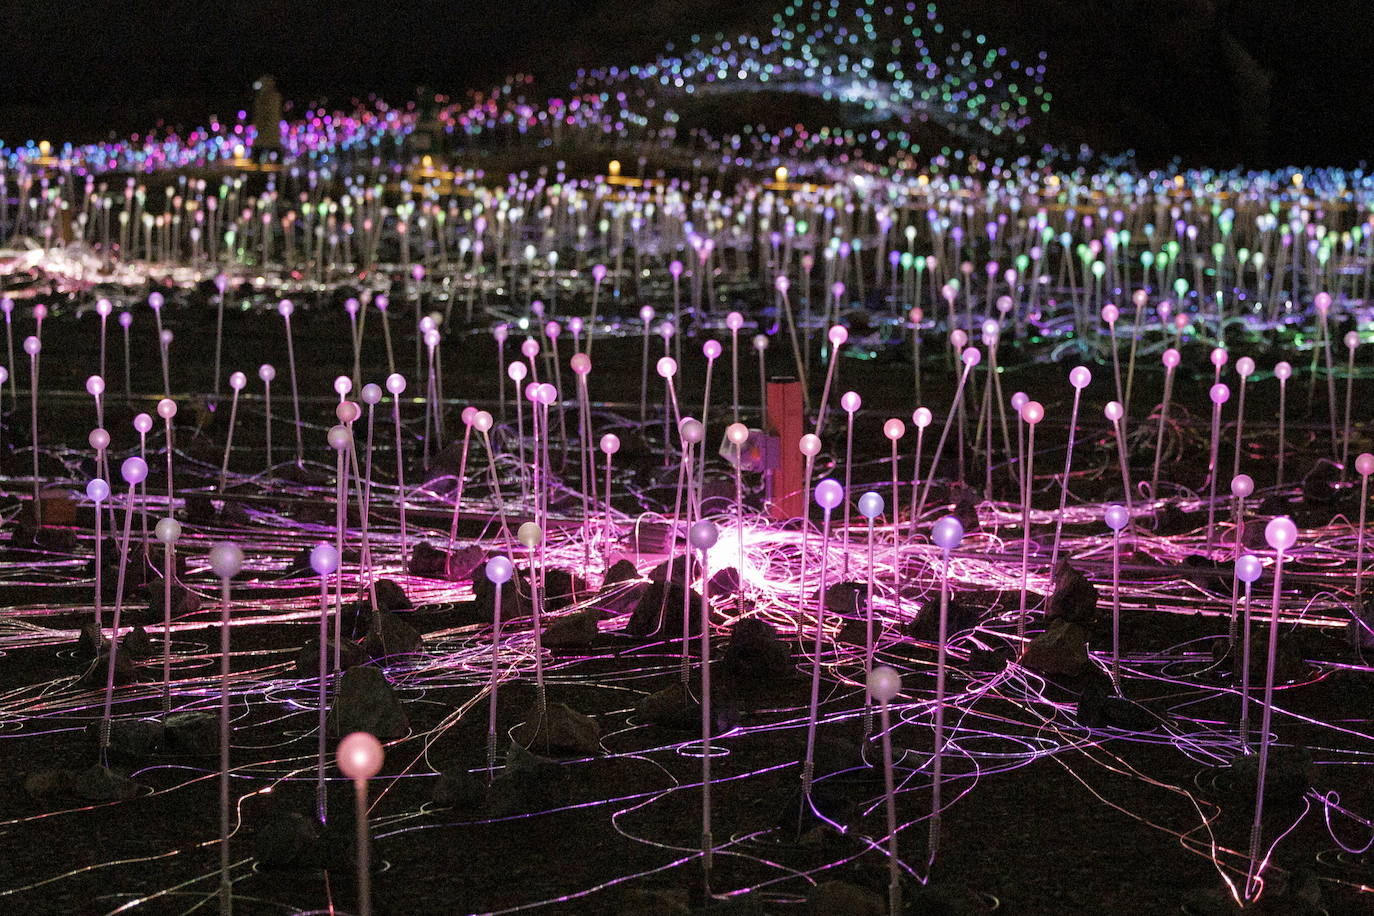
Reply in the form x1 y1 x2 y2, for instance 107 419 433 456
726 312 744 331
386 373 407 395
327 425 352 451
656 357 677 379
703 340 722 360
912 407 932 428
1101 304 1119 324
1315 291 1331 313
883 418 906 440
774 275 790 294
828 325 848 347
1344 331 1359 351
1021 400 1045 425
1105 401 1123 422
89 428 110 451
336 401 360 424
1209 383 1230 405
725 423 749 446
867 665 901 703
1069 366 1092 389
520 339 539 359
507 361 527 383
950 329 968 349
259 364 276 383
1265 517 1298 552
840 391 861 413
570 353 591 376
1011 391 1028 412
799 433 821 457
472 411 494 433
1236 357 1255 378
1274 361 1292 382
228 372 247 392
600 433 621 455
1356 453 1374 477
334 375 353 397
1210 347 1228 369
1132 289 1148 308
961 347 982 368
1162 348 1181 369
461 406 478 426
337 732 384 781
86 375 105 396
1231 474 1254 499
536 383 558 406
157 398 177 420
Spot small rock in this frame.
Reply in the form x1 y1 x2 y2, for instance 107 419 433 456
294 637 367 676
254 810 319 869
327 666 408 738
635 682 699 730
162 710 219 756
510 702 600 756
122 625 154 660
70 764 141 801
488 743 573 815
1076 683 1157 731
542 608 603 649
363 611 422 663
431 770 485 810
87 717 163 756
1045 561 1098 625
1224 746 1314 806
625 578 702 638
1022 618 1091 676
721 618 792 681
809 880 884 915
907 594 981 642
373 578 413 611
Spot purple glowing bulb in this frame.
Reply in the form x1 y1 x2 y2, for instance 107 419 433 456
1236 554 1263 584
310 543 340 576
1104 504 1129 532
931 515 964 551
1264 517 1298 552
813 479 843 512
485 556 514 585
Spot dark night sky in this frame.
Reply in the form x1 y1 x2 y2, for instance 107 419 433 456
4 0 1372 168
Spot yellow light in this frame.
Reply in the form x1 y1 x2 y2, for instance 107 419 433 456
774 166 789 184
608 159 621 177
233 144 246 160
38 140 51 156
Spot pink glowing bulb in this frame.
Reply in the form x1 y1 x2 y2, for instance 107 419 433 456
841 391 861 413
337 732 384 781
336 402 360 424
485 556 513 584
774 276 790 294
950 329 968 349
571 353 591 376
725 423 749 447
1104 504 1129 531
703 340 722 360
867 665 901 703
1210 347 1228 369
86 478 110 503
656 357 677 379
277 299 294 318
883 418 905 440
1162 348 1181 369
569 317 583 335
361 383 382 405
857 491 884 520
592 264 607 283
508 361 527 383
520 339 539 360
1344 331 1359 351
912 407 932 429
659 322 675 340
1265 517 1298 551
680 418 705 445
460 406 478 427
1315 291 1331 313
753 334 769 352
374 295 389 313
386 373 407 395
931 515 964 550
909 307 923 325
544 321 560 340
524 382 539 403
334 376 353 397
1236 554 1263 584
1356 453 1374 477
89 428 110 451
668 261 684 279
259 364 276 383
961 347 982 368
1274 361 1292 382
121 456 148 485
535 383 557 406
1069 367 1092 389
799 433 821 458
472 411 493 432
813 479 844 511
23 336 40 356
1011 392 1028 413
726 312 744 332
1021 401 1045 425
1209 383 1230 405
996 295 1013 315
1231 474 1254 499
689 520 719 550
1132 289 1148 308
600 433 621 455
118 312 132 329
229 372 247 391
86 375 105 396
209 541 244 579
345 298 359 317
327 425 352 451
148 292 164 311
96 298 112 317
157 398 177 419
493 324 509 344
155 517 181 545
1101 304 1118 324
1236 357 1255 378
517 522 542 549
310 543 340 576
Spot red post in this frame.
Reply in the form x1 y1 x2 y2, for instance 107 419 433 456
767 377 804 521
